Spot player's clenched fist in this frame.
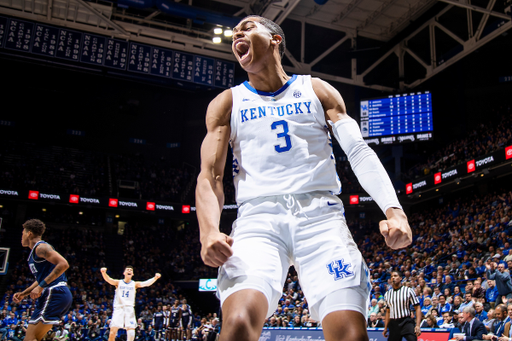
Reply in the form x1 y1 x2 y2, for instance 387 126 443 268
200 232 234 268
379 208 412 250
155 273 161 279
101 267 107 273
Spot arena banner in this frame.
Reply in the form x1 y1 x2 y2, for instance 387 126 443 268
259 328 450 341
0 188 240 214
404 147 508 195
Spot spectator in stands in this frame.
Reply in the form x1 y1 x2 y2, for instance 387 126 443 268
442 276 455 295
420 314 439 328
475 302 488 321
473 280 486 299
502 306 512 341
486 262 512 305
455 306 486 341
421 297 433 317
368 313 383 327
377 300 387 316
488 304 508 337
439 312 455 328
438 295 452 313
487 280 500 308
368 299 379 317
460 292 475 311
483 309 495 330
206 318 220 341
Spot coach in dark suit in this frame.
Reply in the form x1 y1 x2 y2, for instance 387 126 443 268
455 306 487 341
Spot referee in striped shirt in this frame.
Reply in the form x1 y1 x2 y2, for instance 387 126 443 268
383 271 422 341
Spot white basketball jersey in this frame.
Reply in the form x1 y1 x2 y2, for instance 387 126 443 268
114 280 136 308
230 74 341 204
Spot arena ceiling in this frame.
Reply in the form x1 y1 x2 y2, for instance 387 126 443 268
0 0 510 90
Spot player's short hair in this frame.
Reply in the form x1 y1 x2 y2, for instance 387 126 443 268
125 265 134 271
241 15 286 59
23 219 46 236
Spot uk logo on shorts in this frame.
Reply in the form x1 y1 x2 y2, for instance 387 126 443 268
326 259 354 281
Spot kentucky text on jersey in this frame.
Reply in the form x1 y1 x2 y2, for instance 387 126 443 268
240 101 312 123
118 284 135 292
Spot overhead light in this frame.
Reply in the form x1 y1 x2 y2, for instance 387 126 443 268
224 29 233 37
0 205 3 208
436 189 439 192
212 37 222 44
115 215 120 218
214 27 223 35
42 208 47 212
79 212 83 215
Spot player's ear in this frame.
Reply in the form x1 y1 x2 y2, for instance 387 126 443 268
271 34 282 46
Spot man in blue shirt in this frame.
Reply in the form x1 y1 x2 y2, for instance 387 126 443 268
474 302 488 322
486 280 499 307
438 295 452 313
3 312 18 328
459 293 475 311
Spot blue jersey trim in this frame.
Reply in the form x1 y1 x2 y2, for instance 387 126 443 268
242 74 297 97
122 280 133 284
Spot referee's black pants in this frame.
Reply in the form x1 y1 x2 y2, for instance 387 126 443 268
388 317 416 341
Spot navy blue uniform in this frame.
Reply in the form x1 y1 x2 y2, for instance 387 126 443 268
170 306 180 328
28 241 72 325
180 305 192 329
153 311 164 330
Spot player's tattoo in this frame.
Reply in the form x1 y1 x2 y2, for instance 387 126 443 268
45 264 65 283
35 243 50 258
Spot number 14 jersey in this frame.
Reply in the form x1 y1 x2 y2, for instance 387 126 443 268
114 280 136 308
230 74 341 205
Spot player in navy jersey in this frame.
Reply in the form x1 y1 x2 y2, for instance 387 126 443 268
196 15 413 341
180 300 193 341
12 219 72 341
152 305 165 339
169 299 181 341
162 305 170 341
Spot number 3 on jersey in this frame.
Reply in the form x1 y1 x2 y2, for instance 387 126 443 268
271 120 292 153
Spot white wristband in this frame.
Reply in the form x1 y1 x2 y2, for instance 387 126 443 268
330 117 402 214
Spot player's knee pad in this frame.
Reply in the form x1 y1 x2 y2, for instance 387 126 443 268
127 329 135 341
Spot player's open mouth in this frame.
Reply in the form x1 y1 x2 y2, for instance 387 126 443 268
235 41 250 61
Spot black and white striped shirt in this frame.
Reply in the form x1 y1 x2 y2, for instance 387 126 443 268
384 285 419 319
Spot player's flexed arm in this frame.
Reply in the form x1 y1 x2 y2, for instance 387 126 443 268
135 273 161 289
312 78 412 250
100 268 120 286
196 89 234 267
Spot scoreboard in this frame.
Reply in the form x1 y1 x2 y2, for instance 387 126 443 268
0 15 235 88
360 91 433 145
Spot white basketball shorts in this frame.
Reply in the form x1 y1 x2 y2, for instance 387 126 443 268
110 306 137 329
217 191 371 322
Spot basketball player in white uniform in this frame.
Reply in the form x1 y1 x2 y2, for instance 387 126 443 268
100 266 161 341
196 15 413 341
